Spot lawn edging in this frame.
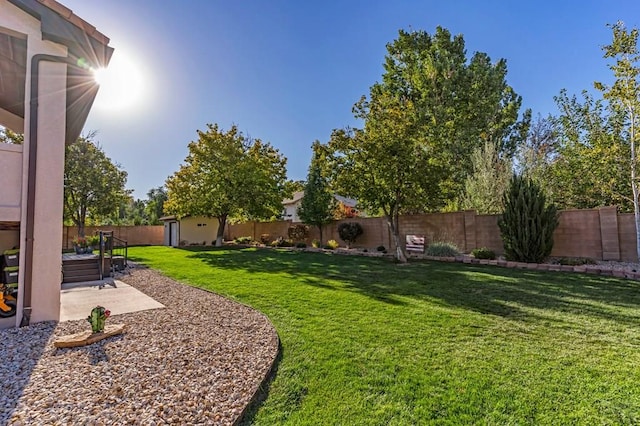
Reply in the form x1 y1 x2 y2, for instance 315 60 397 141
235 339 282 426
416 254 640 280
167 276 282 426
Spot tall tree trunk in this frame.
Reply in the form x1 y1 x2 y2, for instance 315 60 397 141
78 205 87 237
216 215 227 247
386 211 407 263
318 224 323 246
630 108 640 261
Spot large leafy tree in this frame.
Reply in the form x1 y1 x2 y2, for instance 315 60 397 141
594 21 640 259
0 126 23 144
64 135 129 236
165 124 288 246
145 186 168 225
549 90 629 210
328 93 440 262
283 179 305 195
380 27 530 203
298 141 335 244
460 142 513 214
515 114 558 188
328 27 529 261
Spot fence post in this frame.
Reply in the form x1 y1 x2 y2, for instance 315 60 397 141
463 210 477 252
599 206 620 261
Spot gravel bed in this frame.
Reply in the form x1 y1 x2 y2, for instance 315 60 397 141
0 265 280 425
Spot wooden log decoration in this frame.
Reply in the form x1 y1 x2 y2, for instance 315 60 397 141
54 323 126 348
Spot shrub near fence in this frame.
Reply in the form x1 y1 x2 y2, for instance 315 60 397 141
226 206 639 262
63 225 164 250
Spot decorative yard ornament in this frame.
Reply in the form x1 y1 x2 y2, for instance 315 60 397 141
54 306 124 348
87 305 111 334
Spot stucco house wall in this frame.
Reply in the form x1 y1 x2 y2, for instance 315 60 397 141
0 0 112 326
283 202 301 222
179 217 219 245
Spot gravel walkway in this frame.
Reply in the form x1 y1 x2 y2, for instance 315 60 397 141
0 266 280 425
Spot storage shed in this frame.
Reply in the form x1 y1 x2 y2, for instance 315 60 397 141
160 216 220 247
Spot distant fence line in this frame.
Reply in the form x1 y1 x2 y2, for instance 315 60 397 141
62 225 164 250
225 206 638 262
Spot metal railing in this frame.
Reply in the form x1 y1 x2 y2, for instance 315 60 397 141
98 231 128 279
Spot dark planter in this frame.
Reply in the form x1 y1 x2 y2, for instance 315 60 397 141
74 246 93 255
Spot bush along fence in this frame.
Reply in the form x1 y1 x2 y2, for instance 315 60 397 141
225 206 639 262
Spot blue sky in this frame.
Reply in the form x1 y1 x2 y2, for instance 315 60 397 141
62 0 640 199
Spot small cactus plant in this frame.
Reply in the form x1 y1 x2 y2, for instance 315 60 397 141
87 306 111 334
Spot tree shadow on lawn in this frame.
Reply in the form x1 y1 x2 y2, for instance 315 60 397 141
179 247 640 326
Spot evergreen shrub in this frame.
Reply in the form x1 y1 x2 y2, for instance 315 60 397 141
498 175 559 263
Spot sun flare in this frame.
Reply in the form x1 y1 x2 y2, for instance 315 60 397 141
93 49 146 111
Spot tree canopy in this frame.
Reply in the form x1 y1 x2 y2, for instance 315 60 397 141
327 27 529 261
298 141 335 244
380 27 530 204
64 135 128 236
460 142 512 214
548 90 629 210
145 186 168 224
595 21 640 259
164 124 288 246
0 126 23 144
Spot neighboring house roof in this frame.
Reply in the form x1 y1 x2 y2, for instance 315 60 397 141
282 191 305 205
159 215 205 222
333 194 357 208
282 191 358 208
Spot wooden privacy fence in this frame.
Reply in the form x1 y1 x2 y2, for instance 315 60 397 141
226 206 639 262
62 225 164 250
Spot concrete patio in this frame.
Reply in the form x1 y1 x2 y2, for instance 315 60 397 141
0 277 164 329
60 279 165 321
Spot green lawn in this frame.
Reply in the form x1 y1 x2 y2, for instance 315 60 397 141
129 246 640 425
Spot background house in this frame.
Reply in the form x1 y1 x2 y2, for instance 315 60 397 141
0 0 112 326
282 191 360 222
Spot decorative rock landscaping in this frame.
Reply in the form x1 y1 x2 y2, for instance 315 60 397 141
0 266 280 425
418 254 640 280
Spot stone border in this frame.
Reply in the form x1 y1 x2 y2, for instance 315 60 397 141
235 341 283 426
227 243 640 280
415 254 640 280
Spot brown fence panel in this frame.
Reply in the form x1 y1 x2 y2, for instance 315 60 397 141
475 214 502 254
226 222 255 241
398 212 466 251
325 217 388 248
63 225 164 249
619 213 638 262
224 207 640 261
255 221 291 242
550 209 602 259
